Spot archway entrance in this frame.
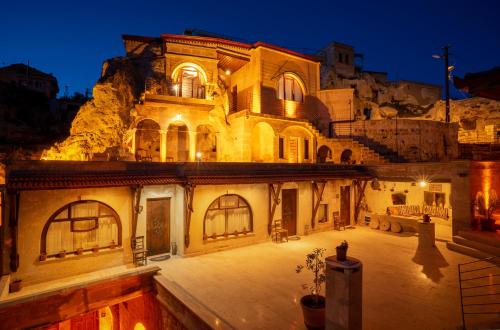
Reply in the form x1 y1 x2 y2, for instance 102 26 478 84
340 149 353 164
317 145 332 163
135 119 161 161
167 122 189 161
252 122 275 162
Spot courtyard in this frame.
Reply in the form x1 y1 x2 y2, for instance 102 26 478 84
157 226 474 330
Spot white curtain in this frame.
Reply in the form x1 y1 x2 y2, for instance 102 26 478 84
45 202 118 254
227 208 250 233
205 210 226 237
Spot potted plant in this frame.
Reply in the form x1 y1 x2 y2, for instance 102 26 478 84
422 214 431 223
296 248 326 329
336 240 349 262
76 247 84 255
9 279 22 293
110 240 116 249
92 245 99 253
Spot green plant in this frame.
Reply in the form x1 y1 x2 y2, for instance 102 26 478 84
296 248 327 305
339 240 348 249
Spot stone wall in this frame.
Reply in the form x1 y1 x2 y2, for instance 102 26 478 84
338 119 459 162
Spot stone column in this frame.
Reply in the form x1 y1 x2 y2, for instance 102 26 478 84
418 221 435 247
325 256 362 330
160 130 167 162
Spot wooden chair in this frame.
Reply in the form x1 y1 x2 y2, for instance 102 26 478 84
333 212 345 231
273 219 289 243
132 236 147 266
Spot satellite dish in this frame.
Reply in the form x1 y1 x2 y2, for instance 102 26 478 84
371 179 381 190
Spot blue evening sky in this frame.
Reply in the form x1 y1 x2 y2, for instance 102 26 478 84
2 0 499 98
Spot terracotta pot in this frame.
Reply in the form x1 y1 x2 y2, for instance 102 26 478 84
336 247 347 261
9 280 22 293
58 251 66 258
76 248 84 255
300 295 325 330
92 246 99 253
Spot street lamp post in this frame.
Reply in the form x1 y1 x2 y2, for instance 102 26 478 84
433 45 451 123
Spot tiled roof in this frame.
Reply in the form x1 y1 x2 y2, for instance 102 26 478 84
6 161 373 190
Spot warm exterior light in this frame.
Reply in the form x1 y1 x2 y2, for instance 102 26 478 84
196 152 202 161
134 323 146 330
419 180 427 187
173 84 179 91
175 114 182 121
225 69 231 75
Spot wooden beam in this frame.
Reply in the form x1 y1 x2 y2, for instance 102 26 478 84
268 183 282 235
311 181 326 229
353 180 368 224
131 185 143 247
0 268 160 330
184 183 195 248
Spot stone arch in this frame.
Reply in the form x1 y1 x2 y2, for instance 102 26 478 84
196 124 217 161
340 149 353 164
281 125 314 163
252 122 275 162
276 72 307 102
167 121 189 161
317 145 332 163
135 119 161 161
171 62 208 99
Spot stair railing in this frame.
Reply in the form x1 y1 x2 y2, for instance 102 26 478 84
458 256 500 329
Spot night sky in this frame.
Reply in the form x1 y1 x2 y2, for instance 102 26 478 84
2 0 499 98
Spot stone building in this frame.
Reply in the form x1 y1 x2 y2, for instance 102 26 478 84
0 32 497 329
0 63 59 99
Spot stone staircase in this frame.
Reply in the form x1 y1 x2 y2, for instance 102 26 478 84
339 135 409 163
447 230 500 259
301 122 389 164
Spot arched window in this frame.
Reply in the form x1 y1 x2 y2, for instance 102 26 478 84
41 200 122 257
171 63 207 99
203 194 252 240
277 73 305 103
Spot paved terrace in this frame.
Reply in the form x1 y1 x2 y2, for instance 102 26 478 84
0 226 474 329
156 227 473 330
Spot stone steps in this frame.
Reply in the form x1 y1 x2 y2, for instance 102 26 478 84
304 122 388 164
446 241 494 259
455 236 500 256
459 230 500 249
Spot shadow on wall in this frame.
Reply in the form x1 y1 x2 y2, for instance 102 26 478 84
260 86 333 135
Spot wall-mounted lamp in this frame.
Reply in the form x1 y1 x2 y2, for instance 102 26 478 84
419 180 428 187
196 151 202 161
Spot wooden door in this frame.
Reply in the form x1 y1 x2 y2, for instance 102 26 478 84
340 186 351 225
282 189 297 235
70 311 98 330
147 197 171 256
289 138 298 163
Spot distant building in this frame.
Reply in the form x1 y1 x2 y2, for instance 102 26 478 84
319 42 356 77
0 63 59 99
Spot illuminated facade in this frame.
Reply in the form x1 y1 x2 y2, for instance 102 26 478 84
0 33 495 329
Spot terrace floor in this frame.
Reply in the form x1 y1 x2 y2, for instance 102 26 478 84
156 226 474 330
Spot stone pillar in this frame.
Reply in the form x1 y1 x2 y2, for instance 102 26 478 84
325 256 362 330
418 221 435 247
188 130 197 162
160 130 167 162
